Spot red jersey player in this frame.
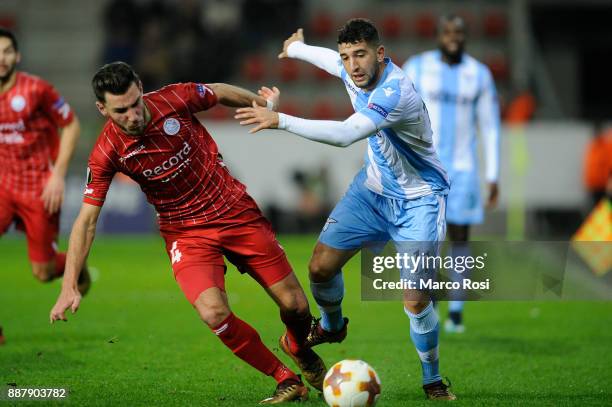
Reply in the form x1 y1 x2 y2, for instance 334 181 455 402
0 28 90 345
49 62 326 403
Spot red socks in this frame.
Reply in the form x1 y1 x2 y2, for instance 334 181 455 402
280 311 312 355
212 313 298 384
54 252 66 277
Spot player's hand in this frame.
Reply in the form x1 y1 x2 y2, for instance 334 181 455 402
41 172 65 214
278 28 305 59
258 86 280 111
235 101 279 133
487 182 499 208
50 288 81 323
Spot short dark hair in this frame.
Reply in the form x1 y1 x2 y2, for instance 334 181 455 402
438 14 466 34
0 27 18 51
337 18 380 46
92 61 141 102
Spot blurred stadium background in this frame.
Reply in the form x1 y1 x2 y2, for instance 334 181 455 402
1 0 610 239
1 1 611 405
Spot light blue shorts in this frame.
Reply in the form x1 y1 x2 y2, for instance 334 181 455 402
446 170 483 225
319 170 447 251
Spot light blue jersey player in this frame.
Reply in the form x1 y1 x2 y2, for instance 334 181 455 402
403 15 501 333
236 19 456 401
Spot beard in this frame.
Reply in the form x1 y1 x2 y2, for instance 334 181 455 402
122 123 145 136
0 62 17 85
363 64 380 89
354 63 381 90
440 44 464 63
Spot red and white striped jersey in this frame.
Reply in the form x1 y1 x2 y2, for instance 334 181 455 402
83 83 246 227
0 72 74 196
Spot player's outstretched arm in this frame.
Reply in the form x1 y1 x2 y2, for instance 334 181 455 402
235 103 376 147
208 83 279 111
41 117 81 215
50 203 101 323
278 28 305 58
278 28 342 78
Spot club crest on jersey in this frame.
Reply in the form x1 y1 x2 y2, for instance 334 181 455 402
163 118 181 135
10 95 26 112
382 87 396 97
322 217 338 232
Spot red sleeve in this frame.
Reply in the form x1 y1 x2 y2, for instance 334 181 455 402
180 82 218 113
83 143 116 207
39 80 75 127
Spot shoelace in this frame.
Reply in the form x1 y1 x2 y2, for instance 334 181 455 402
307 318 325 342
429 378 452 396
310 317 321 332
431 386 450 396
276 381 299 396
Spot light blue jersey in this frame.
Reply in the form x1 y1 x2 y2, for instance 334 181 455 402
320 59 449 250
284 42 450 249
403 51 500 224
339 58 450 200
284 41 444 386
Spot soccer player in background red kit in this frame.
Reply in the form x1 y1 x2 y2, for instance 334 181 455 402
0 28 89 345
49 62 326 403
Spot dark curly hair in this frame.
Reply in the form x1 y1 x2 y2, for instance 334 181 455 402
0 27 18 51
337 18 380 46
92 61 141 102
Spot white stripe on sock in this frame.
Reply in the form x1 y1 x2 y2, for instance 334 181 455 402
214 323 229 335
416 346 439 363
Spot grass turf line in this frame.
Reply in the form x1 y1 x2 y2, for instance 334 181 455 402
0 235 610 406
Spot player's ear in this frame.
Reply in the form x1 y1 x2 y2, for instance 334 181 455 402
376 45 385 63
95 101 108 117
15 52 21 64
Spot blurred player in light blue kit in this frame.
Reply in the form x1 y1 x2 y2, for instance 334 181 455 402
403 15 501 333
235 19 456 400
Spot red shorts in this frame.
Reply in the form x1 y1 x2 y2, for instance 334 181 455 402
0 188 59 263
159 194 293 304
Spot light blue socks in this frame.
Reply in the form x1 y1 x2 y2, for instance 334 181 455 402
405 301 441 385
310 272 345 332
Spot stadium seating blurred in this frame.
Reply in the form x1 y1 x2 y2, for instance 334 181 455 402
220 3 512 121
5 0 510 124
3 0 605 238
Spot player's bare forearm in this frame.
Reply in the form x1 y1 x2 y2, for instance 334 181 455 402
42 118 80 213
50 203 99 323
208 83 269 109
62 204 100 290
53 117 81 178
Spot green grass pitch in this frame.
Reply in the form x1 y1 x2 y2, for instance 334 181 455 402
1 235 610 406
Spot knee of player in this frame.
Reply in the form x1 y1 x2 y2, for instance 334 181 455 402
31 262 54 282
197 303 231 328
279 293 310 318
308 257 335 282
403 300 430 315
